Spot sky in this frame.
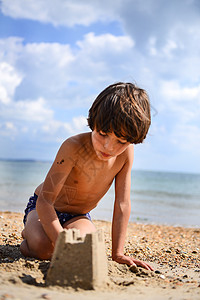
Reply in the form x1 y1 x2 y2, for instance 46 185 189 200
0 0 200 174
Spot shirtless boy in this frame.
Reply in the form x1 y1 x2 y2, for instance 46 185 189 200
20 82 153 270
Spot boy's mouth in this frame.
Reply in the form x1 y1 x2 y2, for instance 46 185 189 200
100 151 111 158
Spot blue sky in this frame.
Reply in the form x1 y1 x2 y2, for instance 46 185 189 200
0 0 200 174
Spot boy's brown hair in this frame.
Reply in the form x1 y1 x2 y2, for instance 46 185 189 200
88 82 151 144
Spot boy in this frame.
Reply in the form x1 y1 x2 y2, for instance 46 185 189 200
20 82 153 271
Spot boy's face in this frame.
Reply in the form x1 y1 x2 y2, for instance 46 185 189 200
91 129 130 161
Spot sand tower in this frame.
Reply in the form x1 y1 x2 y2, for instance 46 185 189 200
46 229 108 289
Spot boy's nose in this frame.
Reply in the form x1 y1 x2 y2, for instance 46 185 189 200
104 138 113 151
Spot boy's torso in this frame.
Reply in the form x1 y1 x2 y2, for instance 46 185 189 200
35 133 130 214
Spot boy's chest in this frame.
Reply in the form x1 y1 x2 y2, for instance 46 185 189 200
75 158 106 183
65 156 122 190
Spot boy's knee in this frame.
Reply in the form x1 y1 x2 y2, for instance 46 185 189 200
34 236 53 259
23 234 53 260
65 217 96 236
20 239 30 257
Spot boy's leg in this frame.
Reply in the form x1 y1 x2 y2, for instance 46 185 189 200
20 210 54 260
20 212 96 259
63 216 96 236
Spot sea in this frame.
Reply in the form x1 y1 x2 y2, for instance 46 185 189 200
0 159 200 228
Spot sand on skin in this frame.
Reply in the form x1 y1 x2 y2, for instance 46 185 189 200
0 211 200 300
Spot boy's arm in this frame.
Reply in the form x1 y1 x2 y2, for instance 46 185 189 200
36 139 75 245
112 145 153 271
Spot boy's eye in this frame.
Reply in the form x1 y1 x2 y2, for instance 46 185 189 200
99 131 107 137
118 140 127 145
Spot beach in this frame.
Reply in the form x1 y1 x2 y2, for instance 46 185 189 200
0 211 200 300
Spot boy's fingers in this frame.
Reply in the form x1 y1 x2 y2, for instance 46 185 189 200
132 259 154 271
136 261 150 270
147 263 154 271
130 263 137 267
113 255 154 271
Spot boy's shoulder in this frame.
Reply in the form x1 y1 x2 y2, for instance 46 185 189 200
120 143 134 164
65 132 91 146
60 132 91 154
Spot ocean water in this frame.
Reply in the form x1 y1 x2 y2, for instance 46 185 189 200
0 160 199 227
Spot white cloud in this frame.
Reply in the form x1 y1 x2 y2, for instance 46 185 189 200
71 116 88 133
0 37 23 65
24 42 75 68
0 0 117 27
41 116 88 142
0 32 136 146
14 98 54 122
19 42 75 101
77 32 134 53
0 38 79 106
159 81 200 123
0 95 89 144
73 32 135 85
5 122 15 130
0 32 135 108
160 81 200 101
0 121 17 138
148 37 178 58
0 62 23 104
148 36 157 56
0 97 54 139
162 40 178 58
149 80 200 164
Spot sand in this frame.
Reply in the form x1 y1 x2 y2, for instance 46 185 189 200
0 211 200 300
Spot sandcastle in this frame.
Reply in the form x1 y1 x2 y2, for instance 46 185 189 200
46 229 108 289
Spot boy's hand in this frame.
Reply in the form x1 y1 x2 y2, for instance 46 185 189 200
112 254 154 271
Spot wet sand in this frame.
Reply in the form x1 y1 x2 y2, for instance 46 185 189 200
0 211 200 300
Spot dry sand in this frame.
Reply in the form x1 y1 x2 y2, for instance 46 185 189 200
0 211 200 300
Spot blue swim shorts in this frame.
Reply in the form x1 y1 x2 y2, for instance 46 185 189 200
23 193 91 226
